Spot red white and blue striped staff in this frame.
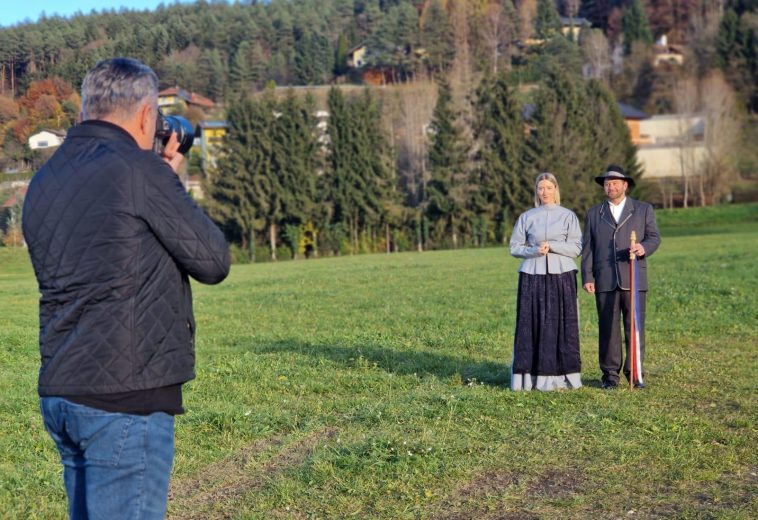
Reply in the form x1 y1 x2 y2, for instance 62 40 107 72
629 231 643 389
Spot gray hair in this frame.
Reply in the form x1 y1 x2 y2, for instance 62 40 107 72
534 172 561 207
81 58 159 120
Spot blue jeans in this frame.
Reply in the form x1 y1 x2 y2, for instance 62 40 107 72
40 397 174 520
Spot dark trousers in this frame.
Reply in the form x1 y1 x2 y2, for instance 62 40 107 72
595 289 646 383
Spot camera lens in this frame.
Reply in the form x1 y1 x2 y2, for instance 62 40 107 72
154 111 195 155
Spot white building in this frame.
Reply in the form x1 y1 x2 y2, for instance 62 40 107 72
28 130 66 150
636 114 706 179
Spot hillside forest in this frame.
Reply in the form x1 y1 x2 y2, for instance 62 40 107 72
0 0 756 258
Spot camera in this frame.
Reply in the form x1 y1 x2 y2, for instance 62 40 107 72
154 110 195 156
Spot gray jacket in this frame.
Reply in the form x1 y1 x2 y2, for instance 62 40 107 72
581 197 661 291
510 204 582 275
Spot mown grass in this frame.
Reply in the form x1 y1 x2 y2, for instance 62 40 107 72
0 204 756 519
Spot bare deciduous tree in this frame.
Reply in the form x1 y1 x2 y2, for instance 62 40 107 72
562 0 580 19
581 29 611 84
476 1 517 75
673 76 698 208
701 71 740 205
385 79 437 250
518 0 538 40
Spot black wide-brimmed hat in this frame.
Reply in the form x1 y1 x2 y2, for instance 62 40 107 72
594 165 635 187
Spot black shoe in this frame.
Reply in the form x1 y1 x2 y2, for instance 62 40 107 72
633 382 646 389
601 380 618 390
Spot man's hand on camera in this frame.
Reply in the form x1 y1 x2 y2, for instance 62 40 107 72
161 132 184 174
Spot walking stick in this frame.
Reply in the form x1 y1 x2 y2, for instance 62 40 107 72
629 231 637 390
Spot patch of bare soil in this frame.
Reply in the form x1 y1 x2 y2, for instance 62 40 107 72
430 469 525 520
525 468 585 499
167 428 337 519
431 467 586 520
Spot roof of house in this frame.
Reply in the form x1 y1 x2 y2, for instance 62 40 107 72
31 129 67 138
158 87 215 109
618 102 650 120
197 120 227 129
521 102 650 122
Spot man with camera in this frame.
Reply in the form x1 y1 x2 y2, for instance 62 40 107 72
22 58 230 519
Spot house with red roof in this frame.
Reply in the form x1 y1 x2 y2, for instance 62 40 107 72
158 87 216 114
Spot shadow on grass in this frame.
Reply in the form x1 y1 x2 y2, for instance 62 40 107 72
253 340 510 388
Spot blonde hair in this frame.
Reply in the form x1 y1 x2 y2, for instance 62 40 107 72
534 172 560 207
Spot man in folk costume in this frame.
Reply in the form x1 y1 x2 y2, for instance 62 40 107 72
581 165 661 389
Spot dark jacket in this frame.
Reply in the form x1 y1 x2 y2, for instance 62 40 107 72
581 197 661 292
23 121 230 396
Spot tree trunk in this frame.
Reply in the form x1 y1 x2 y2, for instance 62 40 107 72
385 223 391 253
683 175 689 208
416 213 423 252
451 215 458 249
248 227 256 263
353 214 359 253
269 222 277 261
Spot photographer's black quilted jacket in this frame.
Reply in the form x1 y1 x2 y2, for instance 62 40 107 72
22 121 231 396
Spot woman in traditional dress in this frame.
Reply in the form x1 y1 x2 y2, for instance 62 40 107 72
509 172 582 391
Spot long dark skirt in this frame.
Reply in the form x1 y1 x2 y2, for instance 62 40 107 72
512 270 581 390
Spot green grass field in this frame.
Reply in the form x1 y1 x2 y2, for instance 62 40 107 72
1 204 756 519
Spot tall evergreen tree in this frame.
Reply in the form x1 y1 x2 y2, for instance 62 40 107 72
198 48 227 101
268 91 320 258
206 95 273 260
473 72 530 242
526 65 640 217
716 8 758 112
352 88 399 250
334 34 350 76
621 0 653 55
321 86 396 253
426 77 471 248
534 0 561 40
421 0 455 76
229 41 254 96
323 86 359 251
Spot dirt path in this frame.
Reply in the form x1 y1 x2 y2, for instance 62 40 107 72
168 428 337 519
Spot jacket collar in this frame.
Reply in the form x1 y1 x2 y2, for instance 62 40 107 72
600 198 635 229
67 120 140 148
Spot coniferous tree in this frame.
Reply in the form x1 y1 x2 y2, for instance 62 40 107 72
716 7 758 112
473 72 530 242
425 77 471 248
230 41 254 96
526 64 640 217
534 0 561 39
367 2 420 80
334 34 349 76
269 91 320 258
621 0 653 55
323 86 357 251
352 89 399 251
294 32 318 85
198 48 227 101
322 86 397 253
716 10 741 68
421 0 456 76
249 41 266 89
206 95 273 260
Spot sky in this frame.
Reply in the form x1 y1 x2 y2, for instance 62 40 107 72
0 0 199 28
